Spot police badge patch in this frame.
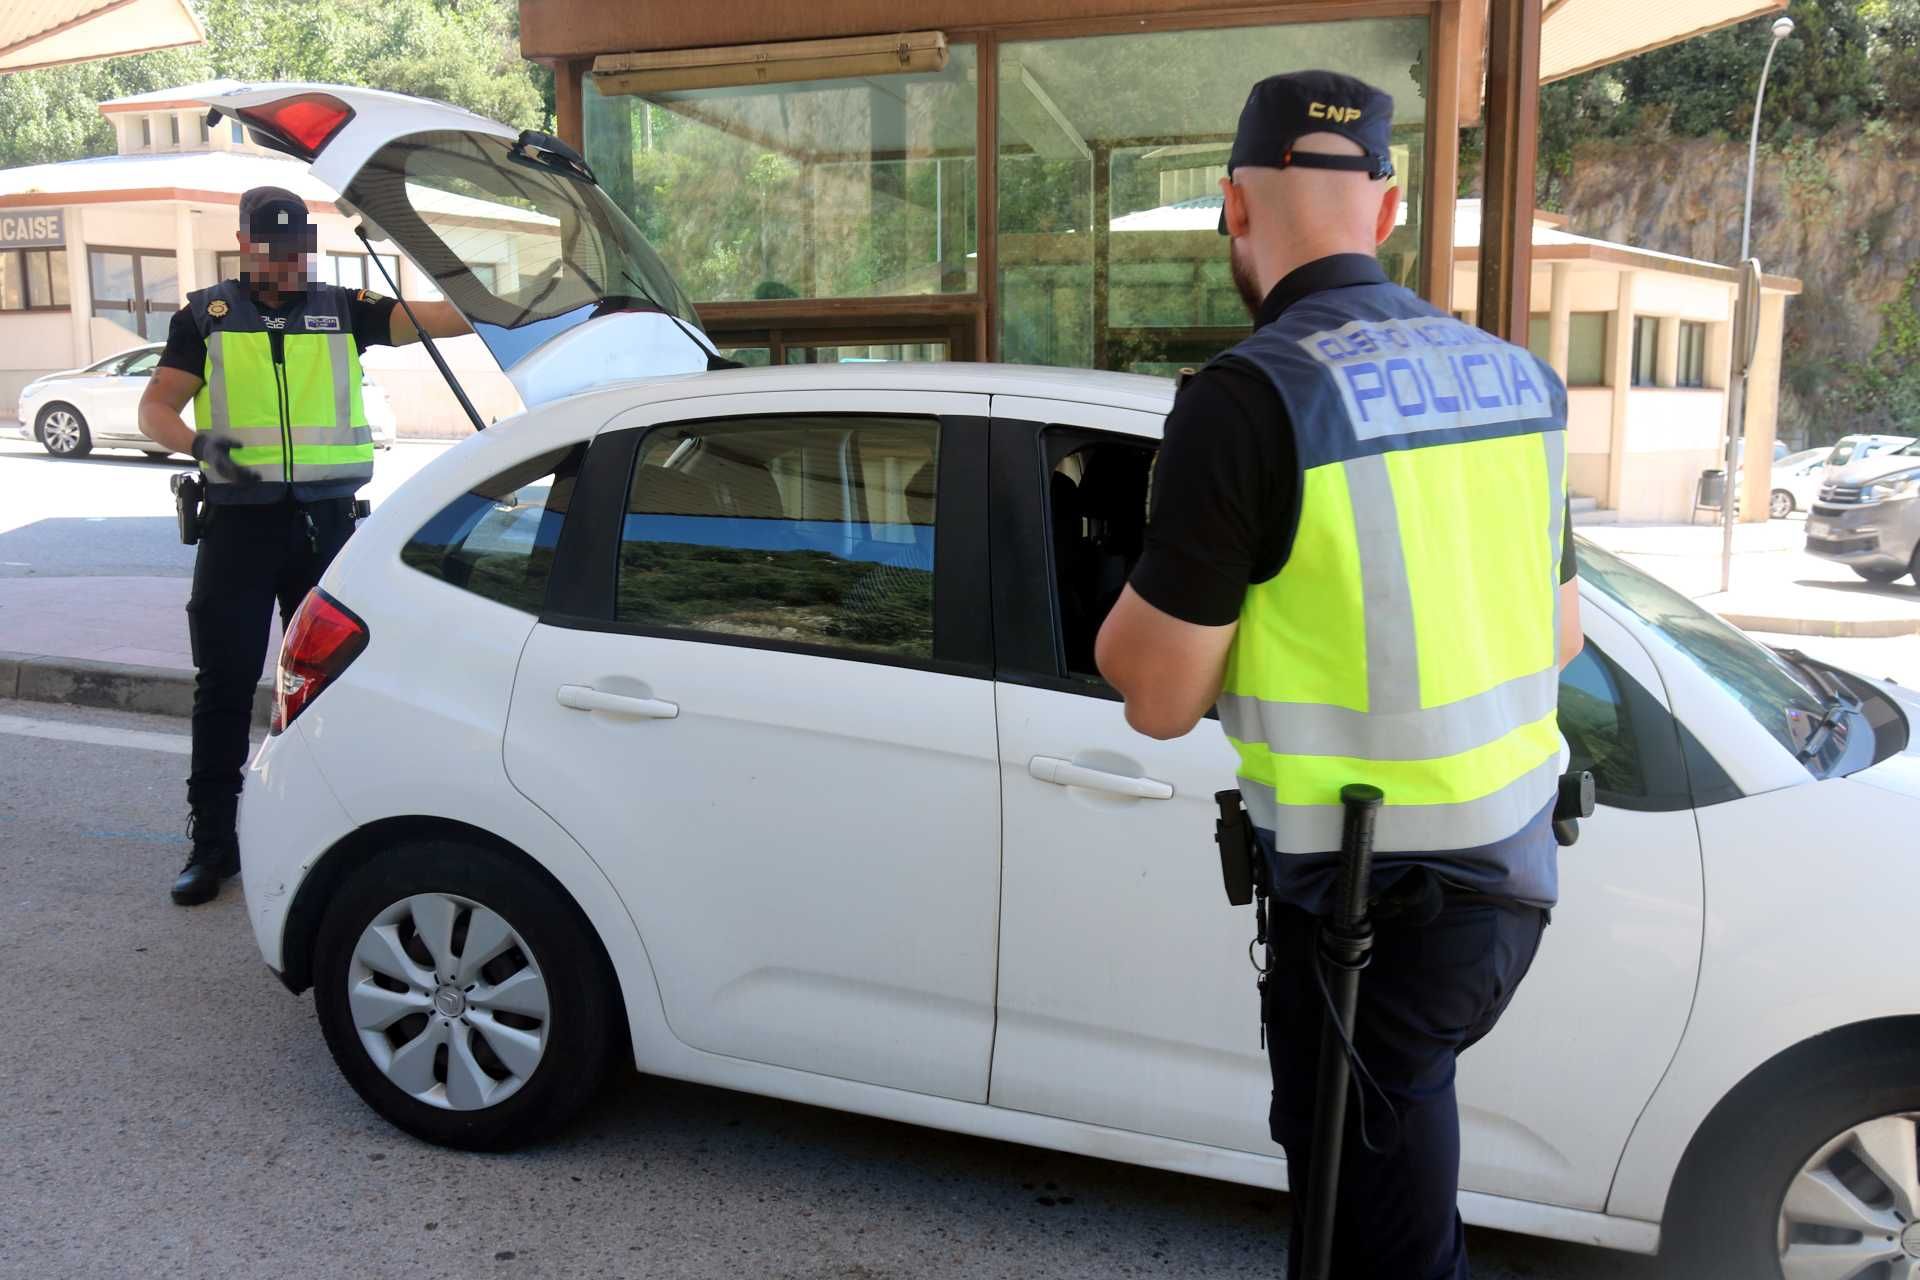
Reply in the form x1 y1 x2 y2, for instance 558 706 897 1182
207 300 229 319
305 315 341 331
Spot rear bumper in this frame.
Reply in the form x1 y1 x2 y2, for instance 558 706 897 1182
1805 497 1920 571
238 721 357 973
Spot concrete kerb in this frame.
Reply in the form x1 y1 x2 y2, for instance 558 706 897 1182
0 651 271 727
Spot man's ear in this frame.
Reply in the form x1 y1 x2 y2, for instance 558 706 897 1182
1374 182 1401 247
1218 175 1251 238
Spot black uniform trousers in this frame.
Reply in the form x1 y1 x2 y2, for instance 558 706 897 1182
1265 892 1548 1280
185 497 355 824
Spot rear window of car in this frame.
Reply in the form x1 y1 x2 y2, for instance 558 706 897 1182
401 445 584 613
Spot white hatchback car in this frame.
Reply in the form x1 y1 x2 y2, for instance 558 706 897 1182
217 84 1920 1278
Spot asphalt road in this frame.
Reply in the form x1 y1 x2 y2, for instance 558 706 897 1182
0 437 452 579
0 699 1673 1280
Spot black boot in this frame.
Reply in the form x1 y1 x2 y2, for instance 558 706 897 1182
171 809 241 906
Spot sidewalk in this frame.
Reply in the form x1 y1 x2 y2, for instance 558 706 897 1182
1578 519 1920 639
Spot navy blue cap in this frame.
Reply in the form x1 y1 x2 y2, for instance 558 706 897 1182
1219 70 1396 234
238 186 314 245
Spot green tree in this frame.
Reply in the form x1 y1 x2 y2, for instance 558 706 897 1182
0 0 545 171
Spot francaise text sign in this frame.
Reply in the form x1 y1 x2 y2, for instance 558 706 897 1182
0 211 64 250
1301 317 1554 439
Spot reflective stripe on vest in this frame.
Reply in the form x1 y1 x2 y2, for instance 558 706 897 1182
1217 289 1569 857
191 284 373 489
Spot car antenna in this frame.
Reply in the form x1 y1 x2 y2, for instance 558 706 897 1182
356 225 488 433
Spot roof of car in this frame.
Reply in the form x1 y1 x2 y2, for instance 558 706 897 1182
534 360 1181 420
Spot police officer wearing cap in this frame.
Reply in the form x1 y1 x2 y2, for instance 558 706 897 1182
1096 72 1583 1278
139 186 469 907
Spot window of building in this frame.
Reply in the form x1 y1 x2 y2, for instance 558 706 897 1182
198 115 210 144
1567 312 1608 386
1630 314 1659 387
89 249 178 340
1678 320 1707 388
322 251 402 291
0 249 70 310
140 117 152 149
1527 315 1549 365
402 445 585 614
169 115 181 146
617 416 939 661
231 120 245 145
996 18 1428 371
584 48 979 305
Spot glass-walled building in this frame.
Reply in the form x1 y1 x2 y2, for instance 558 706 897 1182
573 9 1434 374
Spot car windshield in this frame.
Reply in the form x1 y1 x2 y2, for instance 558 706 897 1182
1828 439 1862 467
1577 539 1829 761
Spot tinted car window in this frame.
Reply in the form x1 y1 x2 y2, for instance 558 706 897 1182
1560 646 1645 799
402 445 584 613
617 417 938 660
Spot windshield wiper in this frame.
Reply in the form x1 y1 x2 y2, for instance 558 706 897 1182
1772 646 1853 761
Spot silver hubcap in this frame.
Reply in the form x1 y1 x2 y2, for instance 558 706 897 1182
43 410 80 453
1773 492 1792 518
347 893 551 1111
1778 1112 1920 1279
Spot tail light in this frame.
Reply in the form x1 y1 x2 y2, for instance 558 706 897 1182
234 93 354 160
274 589 368 734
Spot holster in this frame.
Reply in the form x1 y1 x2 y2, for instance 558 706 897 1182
1215 789 1264 907
170 471 205 546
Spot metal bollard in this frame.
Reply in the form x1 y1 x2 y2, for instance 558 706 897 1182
1297 783 1383 1280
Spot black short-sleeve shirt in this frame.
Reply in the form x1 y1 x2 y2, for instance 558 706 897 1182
156 286 399 379
1129 254 1578 628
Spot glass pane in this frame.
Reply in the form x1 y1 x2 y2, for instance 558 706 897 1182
1576 539 1826 762
999 18 1429 370
141 254 178 305
401 446 585 614
122 350 160 375
1567 312 1607 386
46 250 69 307
585 46 978 302
25 251 52 308
717 345 772 367
344 129 703 366
1558 646 1644 798
231 121 245 144
90 251 135 302
1527 315 1549 363
0 253 21 311
783 341 947 364
217 252 241 282
617 417 938 658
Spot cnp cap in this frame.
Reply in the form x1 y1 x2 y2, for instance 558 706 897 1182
238 186 314 246
1219 70 1396 234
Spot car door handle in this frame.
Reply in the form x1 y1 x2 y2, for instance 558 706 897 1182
1028 756 1173 800
556 684 678 720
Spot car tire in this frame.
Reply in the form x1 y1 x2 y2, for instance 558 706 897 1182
36 403 91 458
311 838 613 1151
1852 565 1909 585
1664 1039 1920 1279
1770 489 1794 519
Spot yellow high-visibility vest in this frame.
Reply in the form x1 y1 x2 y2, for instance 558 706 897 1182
1215 280 1567 859
187 280 373 494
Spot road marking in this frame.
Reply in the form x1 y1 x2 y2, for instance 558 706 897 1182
0 712 189 755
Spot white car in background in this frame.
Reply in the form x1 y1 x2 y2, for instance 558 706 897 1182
1769 445 1833 518
219 82 1920 1280
14 344 397 460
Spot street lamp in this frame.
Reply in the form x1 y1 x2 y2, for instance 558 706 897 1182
1721 12 1794 593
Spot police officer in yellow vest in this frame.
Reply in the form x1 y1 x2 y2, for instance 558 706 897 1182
1096 74 1584 1279
139 186 469 906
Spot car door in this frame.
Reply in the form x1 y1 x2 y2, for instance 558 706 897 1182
88 348 161 442
985 399 1705 1212
502 388 1004 1102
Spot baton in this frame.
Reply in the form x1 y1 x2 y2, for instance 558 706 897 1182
1298 783 1382 1280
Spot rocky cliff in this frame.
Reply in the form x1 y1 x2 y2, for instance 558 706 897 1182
1553 127 1920 444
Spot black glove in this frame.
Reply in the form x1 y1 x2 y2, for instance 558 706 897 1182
190 432 259 486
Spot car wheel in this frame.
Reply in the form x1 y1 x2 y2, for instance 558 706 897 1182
1666 1040 1920 1278
311 839 612 1151
1770 489 1794 519
36 404 91 458
1853 565 1909 585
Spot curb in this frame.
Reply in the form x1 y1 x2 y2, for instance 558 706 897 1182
1715 613 1920 639
0 651 271 727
